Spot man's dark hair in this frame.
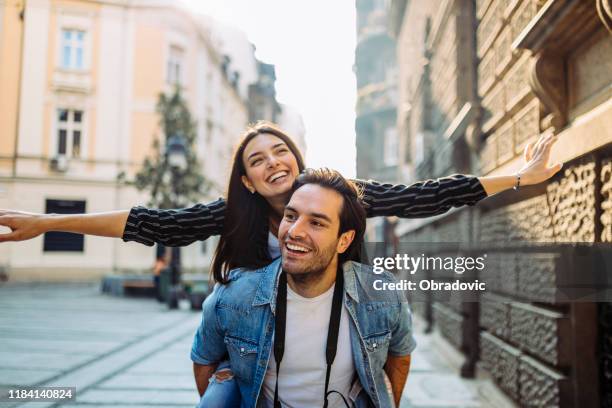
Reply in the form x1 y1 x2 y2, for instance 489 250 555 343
291 168 366 264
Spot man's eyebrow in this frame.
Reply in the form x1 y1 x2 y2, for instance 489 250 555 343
284 206 333 223
246 143 287 161
309 212 333 223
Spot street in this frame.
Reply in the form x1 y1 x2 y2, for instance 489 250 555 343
0 283 503 408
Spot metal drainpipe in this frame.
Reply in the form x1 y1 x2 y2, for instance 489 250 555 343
13 1 26 178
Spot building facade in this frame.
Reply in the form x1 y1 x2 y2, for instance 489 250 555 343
0 0 289 281
355 0 399 241
390 0 612 406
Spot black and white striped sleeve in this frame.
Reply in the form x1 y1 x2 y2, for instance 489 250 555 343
357 174 488 218
121 198 227 247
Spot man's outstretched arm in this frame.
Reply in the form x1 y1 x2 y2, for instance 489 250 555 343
384 354 411 407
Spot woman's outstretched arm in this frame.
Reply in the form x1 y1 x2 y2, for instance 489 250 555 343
122 199 226 246
478 133 562 196
0 198 227 246
0 210 130 242
358 133 562 218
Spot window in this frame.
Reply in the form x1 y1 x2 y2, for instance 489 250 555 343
383 127 398 167
415 131 425 165
44 200 86 252
56 109 84 158
61 29 85 69
167 46 184 85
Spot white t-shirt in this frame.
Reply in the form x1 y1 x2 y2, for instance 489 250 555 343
262 284 355 408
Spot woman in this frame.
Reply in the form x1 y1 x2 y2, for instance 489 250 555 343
0 121 562 253
0 121 562 406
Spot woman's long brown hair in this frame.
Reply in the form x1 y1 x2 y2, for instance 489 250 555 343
211 121 306 284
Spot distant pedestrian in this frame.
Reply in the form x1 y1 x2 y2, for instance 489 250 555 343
153 243 169 302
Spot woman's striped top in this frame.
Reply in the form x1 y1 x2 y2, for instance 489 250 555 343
122 174 488 247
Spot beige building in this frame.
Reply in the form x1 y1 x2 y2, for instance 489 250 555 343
0 0 258 281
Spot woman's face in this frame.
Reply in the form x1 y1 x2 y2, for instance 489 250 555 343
241 133 301 200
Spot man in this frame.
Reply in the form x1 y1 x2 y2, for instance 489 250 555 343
191 168 415 407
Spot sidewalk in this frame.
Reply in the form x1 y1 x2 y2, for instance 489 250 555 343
0 283 509 408
400 317 515 408
0 283 201 408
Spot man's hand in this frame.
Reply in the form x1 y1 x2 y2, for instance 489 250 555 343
384 354 411 407
0 210 47 242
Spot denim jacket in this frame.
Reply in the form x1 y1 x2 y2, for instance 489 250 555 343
191 258 416 408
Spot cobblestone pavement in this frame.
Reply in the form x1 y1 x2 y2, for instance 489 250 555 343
0 283 201 408
0 283 504 408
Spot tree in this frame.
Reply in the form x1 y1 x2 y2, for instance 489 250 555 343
134 86 210 208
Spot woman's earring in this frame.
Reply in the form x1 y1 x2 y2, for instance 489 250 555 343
249 188 255 194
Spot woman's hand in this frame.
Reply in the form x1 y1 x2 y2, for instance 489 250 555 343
477 133 564 196
0 209 130 242
517 133 563 186
0 210 47 242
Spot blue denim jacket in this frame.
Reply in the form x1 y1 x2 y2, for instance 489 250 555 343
191 258 416 408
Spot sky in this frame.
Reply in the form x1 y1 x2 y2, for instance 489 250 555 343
184 0 357 177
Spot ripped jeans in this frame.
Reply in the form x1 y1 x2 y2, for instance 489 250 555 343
196 360 241 408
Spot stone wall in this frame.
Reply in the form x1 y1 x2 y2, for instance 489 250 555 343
393 0 612 404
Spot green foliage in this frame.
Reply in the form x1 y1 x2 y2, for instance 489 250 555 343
134 86 211 208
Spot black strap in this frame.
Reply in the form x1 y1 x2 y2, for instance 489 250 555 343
273 268 345 408
273 271 287 408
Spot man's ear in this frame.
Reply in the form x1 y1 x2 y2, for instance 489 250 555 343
337 230 356 254
241 175 255 194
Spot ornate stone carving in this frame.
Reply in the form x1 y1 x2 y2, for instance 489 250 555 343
597 0 612 32
480 332 521 401
499 253 518 296
546 161 596 242
529 50 568 132
517 253 561 303
509 302 570 367
602 158 612 242
479 194 554 242
519 355 569 407
434 212 470 242
480 293 511 339
433 303 463 349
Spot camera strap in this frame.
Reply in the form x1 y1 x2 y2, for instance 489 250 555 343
273 268 345 408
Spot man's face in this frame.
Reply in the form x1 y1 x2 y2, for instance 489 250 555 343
278 184 352 277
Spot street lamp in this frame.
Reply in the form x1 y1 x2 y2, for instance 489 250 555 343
166 134 188 172
166 133 187 309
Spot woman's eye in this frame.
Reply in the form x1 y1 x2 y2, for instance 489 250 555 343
251 159 262 166
284 213 295 221
311 221 323 227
